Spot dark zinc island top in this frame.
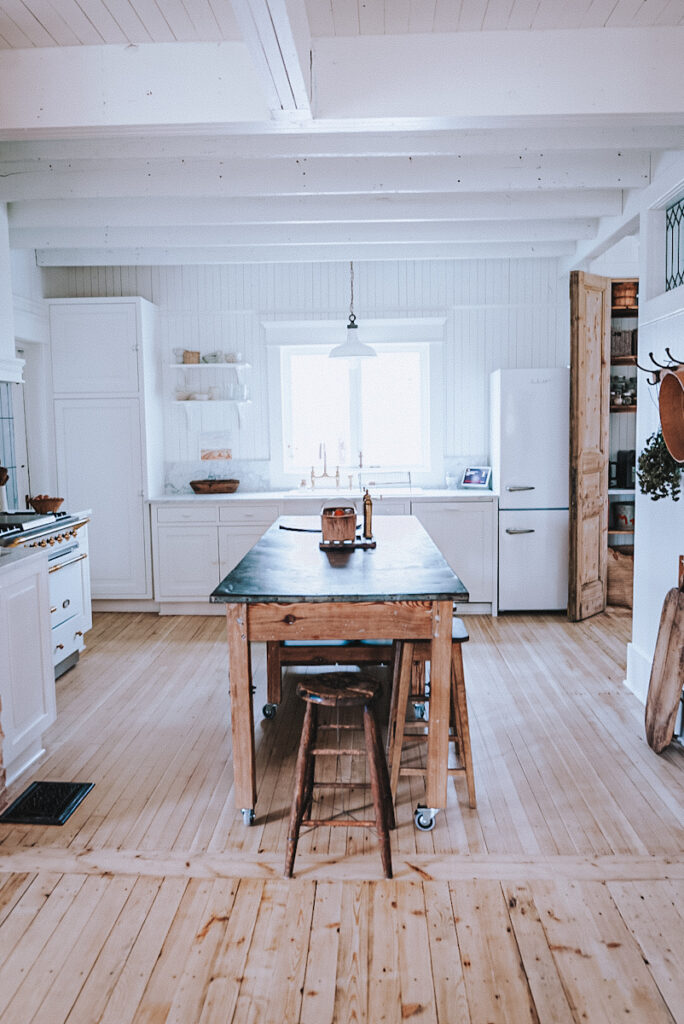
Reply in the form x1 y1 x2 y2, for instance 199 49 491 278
210 515 469 605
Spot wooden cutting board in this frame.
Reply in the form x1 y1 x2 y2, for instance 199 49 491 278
645 585 684 753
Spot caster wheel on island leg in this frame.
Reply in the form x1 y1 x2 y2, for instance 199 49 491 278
262 703 278 719
241 808 255 826
414 805 438 831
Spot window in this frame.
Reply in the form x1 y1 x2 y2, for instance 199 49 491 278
272 341 436 482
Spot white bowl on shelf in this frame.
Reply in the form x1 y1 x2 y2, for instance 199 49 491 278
191 392 210 401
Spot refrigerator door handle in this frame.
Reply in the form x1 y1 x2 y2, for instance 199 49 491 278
505 527 536 534
506 485 535 491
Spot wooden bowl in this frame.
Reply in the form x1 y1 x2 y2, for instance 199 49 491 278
659 368 684 463
321 506 357 543
189 479 240 494
29 495 64 514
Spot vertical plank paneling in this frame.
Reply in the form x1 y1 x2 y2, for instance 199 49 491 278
43 257 567 481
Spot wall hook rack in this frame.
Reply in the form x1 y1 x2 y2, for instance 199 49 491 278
635 351 683 384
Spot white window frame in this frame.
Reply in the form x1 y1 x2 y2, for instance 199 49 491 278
264 318 445 489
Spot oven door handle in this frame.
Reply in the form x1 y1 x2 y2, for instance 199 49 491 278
48 552 88 574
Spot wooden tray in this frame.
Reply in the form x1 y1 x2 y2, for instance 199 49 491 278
190 479 239 494
319 538 376 551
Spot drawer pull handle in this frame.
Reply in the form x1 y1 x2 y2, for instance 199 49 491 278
505 528 535 534
506 485 535 491
55 643 64 650
284 614 296 625
75 631 83 637
50 606 58 614
49 553 88 574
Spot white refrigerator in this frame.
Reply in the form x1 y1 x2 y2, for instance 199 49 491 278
490 368 570 611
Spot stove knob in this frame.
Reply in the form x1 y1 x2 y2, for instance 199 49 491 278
39 539 47 547
48 537 55 546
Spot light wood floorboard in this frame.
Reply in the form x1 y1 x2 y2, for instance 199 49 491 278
0 608 681 1023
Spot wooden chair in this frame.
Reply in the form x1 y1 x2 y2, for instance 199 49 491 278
285 671 395 879
387 617 476 823
264 639 394 717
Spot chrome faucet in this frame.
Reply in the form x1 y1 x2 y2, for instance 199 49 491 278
310 443 340 489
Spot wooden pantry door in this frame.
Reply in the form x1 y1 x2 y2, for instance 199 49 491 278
568 271 611 621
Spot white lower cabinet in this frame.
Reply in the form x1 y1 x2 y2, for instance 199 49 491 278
151 497 497 612
0 551 56 787
218 503 279 576
411 499 497 606
155 524 220 599
151 501 279 608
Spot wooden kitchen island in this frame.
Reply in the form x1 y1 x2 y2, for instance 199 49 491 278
211 515 468 825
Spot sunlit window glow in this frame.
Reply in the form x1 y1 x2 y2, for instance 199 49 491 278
280 344 430 473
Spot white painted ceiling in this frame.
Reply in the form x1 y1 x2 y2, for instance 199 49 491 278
2 1 684 47
0 0 683 267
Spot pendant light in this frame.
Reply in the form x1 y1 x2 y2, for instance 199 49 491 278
329 261 377 358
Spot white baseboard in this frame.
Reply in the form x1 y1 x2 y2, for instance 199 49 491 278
92 600 160 613
157 602 224 616
5 739 45 787
625 642 652 705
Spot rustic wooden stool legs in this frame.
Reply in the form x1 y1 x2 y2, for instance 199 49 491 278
387 619 476 811
285 671 394 879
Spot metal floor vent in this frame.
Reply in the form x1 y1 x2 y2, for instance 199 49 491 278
0 781 94 826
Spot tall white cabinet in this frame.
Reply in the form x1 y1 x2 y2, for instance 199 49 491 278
49 298 163 600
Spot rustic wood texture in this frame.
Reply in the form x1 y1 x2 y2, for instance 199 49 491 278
645 586 684 753
569 269 611 621
0 608 682 1023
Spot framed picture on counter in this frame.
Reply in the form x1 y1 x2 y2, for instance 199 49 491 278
461 465 492 488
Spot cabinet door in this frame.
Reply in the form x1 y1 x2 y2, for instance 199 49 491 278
155 525 220 599
218 524 271 577
412 501 494 602
54 398 151 598
50 301 140 395
0 555 55 780
569 271 611 621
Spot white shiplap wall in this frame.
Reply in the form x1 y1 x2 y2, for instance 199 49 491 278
43 259 569 479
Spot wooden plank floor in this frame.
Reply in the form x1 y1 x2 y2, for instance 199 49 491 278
0 609 682 1023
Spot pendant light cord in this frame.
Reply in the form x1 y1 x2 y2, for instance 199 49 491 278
348 260 357 328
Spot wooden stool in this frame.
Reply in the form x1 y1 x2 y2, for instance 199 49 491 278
285 671 395 879
387 618 476 819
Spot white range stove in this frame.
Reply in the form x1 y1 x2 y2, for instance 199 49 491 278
0 510 92 677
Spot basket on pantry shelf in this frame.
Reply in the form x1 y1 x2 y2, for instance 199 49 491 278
607 546 634 608
612 282 638 308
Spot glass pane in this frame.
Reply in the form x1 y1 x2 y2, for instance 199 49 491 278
285 351 352 469
360 351 425 468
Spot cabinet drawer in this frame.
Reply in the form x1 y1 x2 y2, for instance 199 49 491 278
219 502 279 524
52 616 87 665
157 505 218 524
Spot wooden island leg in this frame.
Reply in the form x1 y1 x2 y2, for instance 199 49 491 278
425 600 453 814
225 603 256 822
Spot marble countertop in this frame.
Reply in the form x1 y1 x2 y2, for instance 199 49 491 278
150 487 497 502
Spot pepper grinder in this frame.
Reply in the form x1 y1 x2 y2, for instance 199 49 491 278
363 488 373 540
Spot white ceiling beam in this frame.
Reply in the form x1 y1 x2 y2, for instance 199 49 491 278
314 28 684 121
228 0 312 115
7 191 623 227
0 42 269 133
1 121 681 158
0 151 649 202
10 218 598 250
35 240 576 266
